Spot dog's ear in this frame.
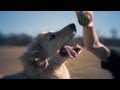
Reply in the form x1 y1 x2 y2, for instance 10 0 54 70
19 48 47 62
19 34 47 62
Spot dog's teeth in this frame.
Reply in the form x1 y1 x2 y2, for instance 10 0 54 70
57 50 60 53
76 44 81 48
35 58 39 61
76 44 79 47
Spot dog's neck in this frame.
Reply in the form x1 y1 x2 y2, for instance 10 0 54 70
23 62 70 79
20 56 71 79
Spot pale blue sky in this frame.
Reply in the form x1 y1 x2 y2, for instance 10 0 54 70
0 11 120 38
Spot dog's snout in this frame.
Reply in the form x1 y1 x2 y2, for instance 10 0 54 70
57 23 77 37
69 23 76 33
70 23 75 29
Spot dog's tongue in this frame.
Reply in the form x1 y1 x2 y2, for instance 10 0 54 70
64 46 77 59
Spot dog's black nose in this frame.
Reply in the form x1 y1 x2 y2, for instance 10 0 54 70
70 23 75 29
70 23 76 32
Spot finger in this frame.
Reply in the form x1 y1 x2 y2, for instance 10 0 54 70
84 11 93 16
75 11 79 18
75 11 83 18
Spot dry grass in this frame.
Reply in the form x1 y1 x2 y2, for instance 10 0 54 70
0 47 116 79
0 47 25 76
66 48 113 79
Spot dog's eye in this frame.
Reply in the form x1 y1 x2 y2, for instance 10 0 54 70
49 34 56 41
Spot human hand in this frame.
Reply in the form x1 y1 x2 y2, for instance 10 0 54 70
76 11 94 27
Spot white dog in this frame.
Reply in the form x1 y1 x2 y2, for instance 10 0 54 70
2 23 81 79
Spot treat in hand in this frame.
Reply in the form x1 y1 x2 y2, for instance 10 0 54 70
77 11 92 27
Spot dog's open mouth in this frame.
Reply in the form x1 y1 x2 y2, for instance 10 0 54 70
59 44 82 59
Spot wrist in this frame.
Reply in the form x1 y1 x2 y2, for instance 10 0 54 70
83 23 94 29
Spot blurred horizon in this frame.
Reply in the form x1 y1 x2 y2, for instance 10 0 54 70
0 11 120 39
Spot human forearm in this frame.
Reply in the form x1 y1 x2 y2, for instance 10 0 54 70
76 11 110 60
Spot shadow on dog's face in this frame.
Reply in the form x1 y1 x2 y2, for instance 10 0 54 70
20 23 82 71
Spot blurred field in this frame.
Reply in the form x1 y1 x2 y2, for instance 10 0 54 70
0 47 119 79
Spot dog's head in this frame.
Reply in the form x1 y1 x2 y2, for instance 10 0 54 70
20 23 82 74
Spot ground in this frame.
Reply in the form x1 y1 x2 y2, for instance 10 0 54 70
0 46 118 79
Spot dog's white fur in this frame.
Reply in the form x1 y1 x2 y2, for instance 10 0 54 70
2 23 77 79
